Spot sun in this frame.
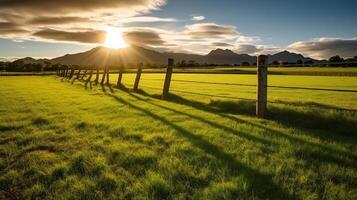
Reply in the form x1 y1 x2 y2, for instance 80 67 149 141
104 27 128 49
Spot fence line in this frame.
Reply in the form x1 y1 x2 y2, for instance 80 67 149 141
139 78 357 93
56 58 357 118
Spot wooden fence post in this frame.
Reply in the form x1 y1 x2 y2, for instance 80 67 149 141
86 67 93 83
162 58 174 99
100 66 106 85
106 67 110 85
133 63 143 92
64 66 68 77
94 66 99 84
69 67 75 79
61 67 65 77
76 68 82 79
256 55 268 118
117 67 123 87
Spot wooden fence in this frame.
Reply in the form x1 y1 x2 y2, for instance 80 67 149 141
56 57 269 118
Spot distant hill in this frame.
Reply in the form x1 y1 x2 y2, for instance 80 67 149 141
13 57 50 65
206 49 256 64
12 46 317 66
268 50 316 63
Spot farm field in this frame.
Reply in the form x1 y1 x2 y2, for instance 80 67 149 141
0 75 356 199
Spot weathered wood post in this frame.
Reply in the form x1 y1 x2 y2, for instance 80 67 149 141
256 55 268 118
94 66 99 84
69 67 75 79
76 68 82 79
81 69 88 80
117 66 124 87
61 66 65 77
106 66 110 85
100 66 106 85
162 58 174 99
64 66 69 77
86 67 93 83
133 63 143 92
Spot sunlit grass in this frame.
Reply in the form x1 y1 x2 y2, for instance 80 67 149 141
0 75 356 199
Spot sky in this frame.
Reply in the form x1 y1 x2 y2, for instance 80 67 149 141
0 0 356 60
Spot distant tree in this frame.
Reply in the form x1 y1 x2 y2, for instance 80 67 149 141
345 58 357 67
296 60 303 65
354 55 357 60
272 60 279 66
304 60 314 65
187 60 199 67
241 62 250 66
177 60 187 68
329 55 344 63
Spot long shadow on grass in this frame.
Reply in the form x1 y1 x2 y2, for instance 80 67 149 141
126 92 274 146
207 99 357 137
107 94 295 199
132 91 357 169
271 100 357 112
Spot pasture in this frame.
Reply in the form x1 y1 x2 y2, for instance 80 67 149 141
0 74 356 199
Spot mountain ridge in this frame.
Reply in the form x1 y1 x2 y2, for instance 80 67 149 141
13 46 317 66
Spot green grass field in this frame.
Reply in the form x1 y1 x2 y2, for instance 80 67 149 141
0 74 356 199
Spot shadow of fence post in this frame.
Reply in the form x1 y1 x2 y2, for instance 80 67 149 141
162 58 174 99
257 55 268 118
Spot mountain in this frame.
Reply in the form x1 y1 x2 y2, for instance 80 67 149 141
268 50 315 63
51 46 211 66
13 57 50 65
12 46 317 66
50 47 257 65
206 49 256 64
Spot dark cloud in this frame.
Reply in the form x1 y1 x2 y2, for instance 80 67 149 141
33 29 106 44
288 38 357 59
212 42 233 47
0 21 28 34
0 0 166 15
27 16 91 25
186 23 237 39
123 29 166 46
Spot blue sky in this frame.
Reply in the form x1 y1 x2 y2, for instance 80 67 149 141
155 0 357 45
0 0 356 60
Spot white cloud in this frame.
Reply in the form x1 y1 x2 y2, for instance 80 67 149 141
236 35 260 43
192 15 205 21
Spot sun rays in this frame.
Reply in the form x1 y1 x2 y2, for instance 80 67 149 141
104 27 128 49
